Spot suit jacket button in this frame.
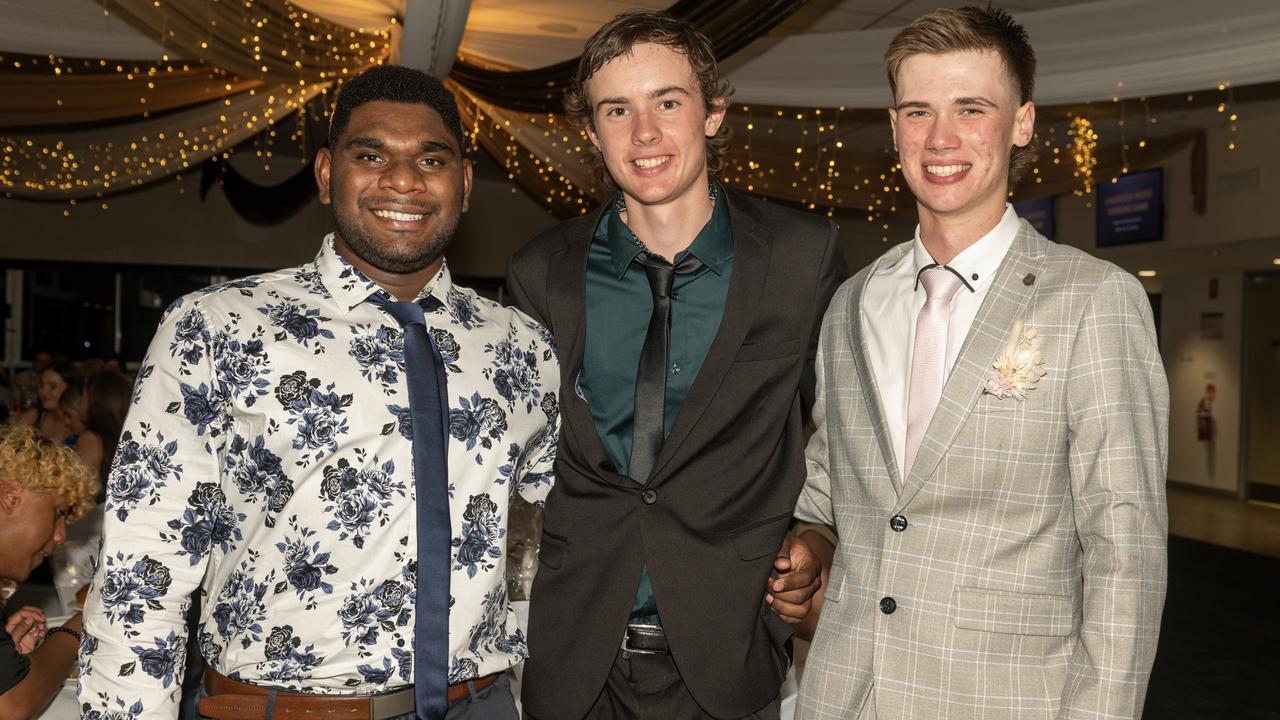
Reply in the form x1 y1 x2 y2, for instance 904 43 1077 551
641 489 657 505
879 596 897 614
889 515 908 532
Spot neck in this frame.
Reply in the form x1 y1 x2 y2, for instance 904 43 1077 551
917 201 1006 265
620 179 714 261
334 236 441 302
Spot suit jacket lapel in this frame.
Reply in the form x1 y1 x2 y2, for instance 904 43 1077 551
895 221 1047 510
546 205 631 484
648 192 768 481
850 244 912 493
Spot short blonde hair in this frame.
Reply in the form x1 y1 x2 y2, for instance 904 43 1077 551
0 422 98 520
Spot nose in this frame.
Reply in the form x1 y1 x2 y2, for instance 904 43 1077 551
377 158 425 194
925 114 959 153
53 516 68 546
631 108 661 146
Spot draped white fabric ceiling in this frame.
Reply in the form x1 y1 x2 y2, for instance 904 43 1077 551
4 0 1275 107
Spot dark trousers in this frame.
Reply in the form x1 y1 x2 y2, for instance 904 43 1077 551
573 649 782 720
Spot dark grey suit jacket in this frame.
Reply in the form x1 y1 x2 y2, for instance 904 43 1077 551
506 189 847 719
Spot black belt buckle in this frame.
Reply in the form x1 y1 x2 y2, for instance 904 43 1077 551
621 623 669 655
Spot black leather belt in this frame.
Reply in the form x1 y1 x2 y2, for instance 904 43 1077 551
622 623 669 655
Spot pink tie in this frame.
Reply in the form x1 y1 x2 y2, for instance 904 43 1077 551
904 266 964 479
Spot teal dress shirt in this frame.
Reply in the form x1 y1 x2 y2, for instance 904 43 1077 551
579 184 733 625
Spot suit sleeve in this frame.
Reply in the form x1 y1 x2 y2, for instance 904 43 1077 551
794 303 840 529
1058 270 1169 720
505 248 549 328
800 220 849 423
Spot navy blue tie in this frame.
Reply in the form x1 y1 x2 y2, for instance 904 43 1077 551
376 295 450 720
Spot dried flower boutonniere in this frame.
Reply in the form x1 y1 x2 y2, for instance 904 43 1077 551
984 319 1046 400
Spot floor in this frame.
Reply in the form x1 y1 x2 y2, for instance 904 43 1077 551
1167 487 1280 558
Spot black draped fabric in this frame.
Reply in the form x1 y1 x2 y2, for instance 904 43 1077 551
198 156 318 226
449 0 809 113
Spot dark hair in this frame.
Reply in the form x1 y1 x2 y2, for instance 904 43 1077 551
46 361 85 404
564 10 732 184
328 65 465 151
885 5 1038 187
85 371 132 486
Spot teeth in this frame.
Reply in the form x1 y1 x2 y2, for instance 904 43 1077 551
373 209 425 221
926 164 970 177
634 156 669 169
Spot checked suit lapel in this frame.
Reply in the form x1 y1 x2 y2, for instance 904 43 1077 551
894 221 1046 511
849 244 912 494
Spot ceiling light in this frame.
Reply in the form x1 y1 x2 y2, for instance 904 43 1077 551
1138 270 1157 277
1273 258 1280 265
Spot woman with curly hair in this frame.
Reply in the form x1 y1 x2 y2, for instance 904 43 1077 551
0 422 99 718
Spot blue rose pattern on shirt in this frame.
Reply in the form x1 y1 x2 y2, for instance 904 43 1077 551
80 238 559 716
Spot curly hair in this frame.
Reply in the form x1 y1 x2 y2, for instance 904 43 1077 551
884 6 1039 187
563 10 732 187
0 422 98 520
328 65 465 152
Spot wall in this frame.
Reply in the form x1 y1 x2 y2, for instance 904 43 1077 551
1162 273 1243 492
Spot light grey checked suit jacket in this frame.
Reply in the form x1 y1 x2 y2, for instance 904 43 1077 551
795 221 1169 720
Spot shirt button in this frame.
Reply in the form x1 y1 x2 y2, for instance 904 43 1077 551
889 515 908 532
671 363 681 375
641 489 657 505
880 596 897 614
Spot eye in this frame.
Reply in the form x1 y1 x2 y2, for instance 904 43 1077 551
659 99 680 111
356 152 383 163
420 157 444 167
55 507 71 520
906 110 929 119
604 106 627 118
960 107 984 116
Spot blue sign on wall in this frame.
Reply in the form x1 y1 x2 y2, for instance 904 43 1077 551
1012 196 1055 240
1096 168 1164 246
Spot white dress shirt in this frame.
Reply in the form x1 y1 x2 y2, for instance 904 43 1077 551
862 205 1019 475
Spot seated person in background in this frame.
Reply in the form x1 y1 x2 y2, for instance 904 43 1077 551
60 371 132 486
17 361 83 447
0 422 99 719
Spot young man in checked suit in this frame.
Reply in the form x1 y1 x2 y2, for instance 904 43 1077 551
796 7 1169 719
507 10 847 720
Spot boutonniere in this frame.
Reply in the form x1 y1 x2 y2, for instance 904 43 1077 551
984 319 1046 400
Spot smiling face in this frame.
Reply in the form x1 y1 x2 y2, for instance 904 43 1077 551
585 42 725 210
315 99 472 279
890 49 1034 236
38 368 68 411
0 483 69 582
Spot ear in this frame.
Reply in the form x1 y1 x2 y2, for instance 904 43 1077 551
0 482 22 514
585 120 601 153
887 107 899 153
704 97 727 138
314 147 333 205
1013 100 1035 148
460 157 474 214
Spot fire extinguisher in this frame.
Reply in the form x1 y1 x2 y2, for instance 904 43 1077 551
1195 384 1215 442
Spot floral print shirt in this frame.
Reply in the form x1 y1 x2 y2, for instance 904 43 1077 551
78 236 559 718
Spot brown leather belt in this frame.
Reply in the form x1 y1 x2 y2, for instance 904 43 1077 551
199 667 499 719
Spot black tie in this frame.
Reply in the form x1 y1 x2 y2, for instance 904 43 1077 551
629 252 703 482
373 294 450 720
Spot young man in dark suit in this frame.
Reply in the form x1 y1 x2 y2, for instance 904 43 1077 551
507 11 848 720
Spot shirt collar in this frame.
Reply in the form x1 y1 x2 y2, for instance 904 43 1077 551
315 233 454 314
910 204 1019 294
595 181 733 279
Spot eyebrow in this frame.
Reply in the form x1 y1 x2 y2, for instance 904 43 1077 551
344 136 458 156
895 96 999 111
595 85 691 112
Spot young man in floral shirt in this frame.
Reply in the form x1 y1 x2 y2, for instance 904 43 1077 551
80 66 557 720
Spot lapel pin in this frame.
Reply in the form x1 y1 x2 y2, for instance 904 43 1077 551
1022 273 1036 286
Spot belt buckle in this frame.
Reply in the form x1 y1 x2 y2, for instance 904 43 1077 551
369 687 416 719
621 623 667 655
